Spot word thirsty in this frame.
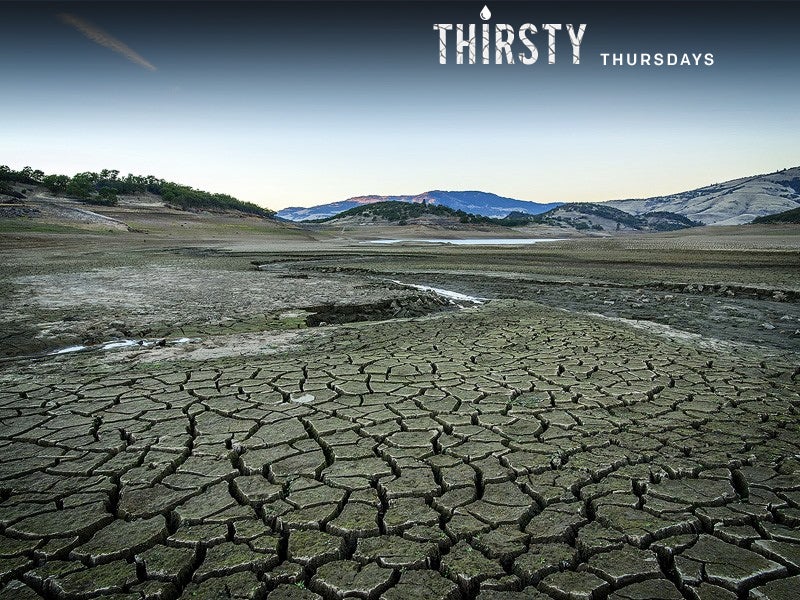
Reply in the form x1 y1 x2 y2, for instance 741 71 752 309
433 6 586 66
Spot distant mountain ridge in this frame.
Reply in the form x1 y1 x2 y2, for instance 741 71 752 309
316 200 702 233
276 190 562 221
277 166 800 225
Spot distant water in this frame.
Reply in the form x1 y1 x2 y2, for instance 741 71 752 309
363 238 568 246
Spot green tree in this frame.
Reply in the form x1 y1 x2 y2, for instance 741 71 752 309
96 187 118 205
43 174 70 194
65 174 94 199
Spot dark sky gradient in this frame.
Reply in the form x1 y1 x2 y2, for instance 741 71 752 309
1 1 798 208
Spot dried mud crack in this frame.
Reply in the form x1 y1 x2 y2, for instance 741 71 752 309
0 299 798 600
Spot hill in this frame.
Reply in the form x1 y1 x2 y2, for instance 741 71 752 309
0 165 274 218
312 201 498 226
751 206 800 224
606 166 800 225
505 203 702 232
277 190 562 221
313 200 702 234
278 165 800 226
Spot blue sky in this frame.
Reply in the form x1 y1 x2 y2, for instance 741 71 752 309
1 1 798 210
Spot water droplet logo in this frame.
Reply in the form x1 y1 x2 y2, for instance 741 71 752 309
480 5 491 21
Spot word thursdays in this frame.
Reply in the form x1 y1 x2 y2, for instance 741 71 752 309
601 52 714 66
433 23 587 65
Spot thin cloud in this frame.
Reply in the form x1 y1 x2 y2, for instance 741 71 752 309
59 13 157 71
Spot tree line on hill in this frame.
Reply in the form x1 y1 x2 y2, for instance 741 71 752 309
751 206 800 224
314 201 507 226
0 165 273 218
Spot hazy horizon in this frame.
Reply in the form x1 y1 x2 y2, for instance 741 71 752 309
1 1 798 210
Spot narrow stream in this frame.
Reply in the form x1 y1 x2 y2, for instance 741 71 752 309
390 280 488 305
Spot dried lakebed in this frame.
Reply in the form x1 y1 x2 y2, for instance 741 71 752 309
0 267 452 359
0 298 798 600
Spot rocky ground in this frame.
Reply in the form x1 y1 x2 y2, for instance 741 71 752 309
0 226 798 599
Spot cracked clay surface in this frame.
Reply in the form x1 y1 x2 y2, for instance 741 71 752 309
0 299 798 600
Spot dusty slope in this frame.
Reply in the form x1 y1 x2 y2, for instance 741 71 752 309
607 167 800 225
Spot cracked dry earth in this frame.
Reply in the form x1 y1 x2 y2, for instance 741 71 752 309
0 300 798 600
